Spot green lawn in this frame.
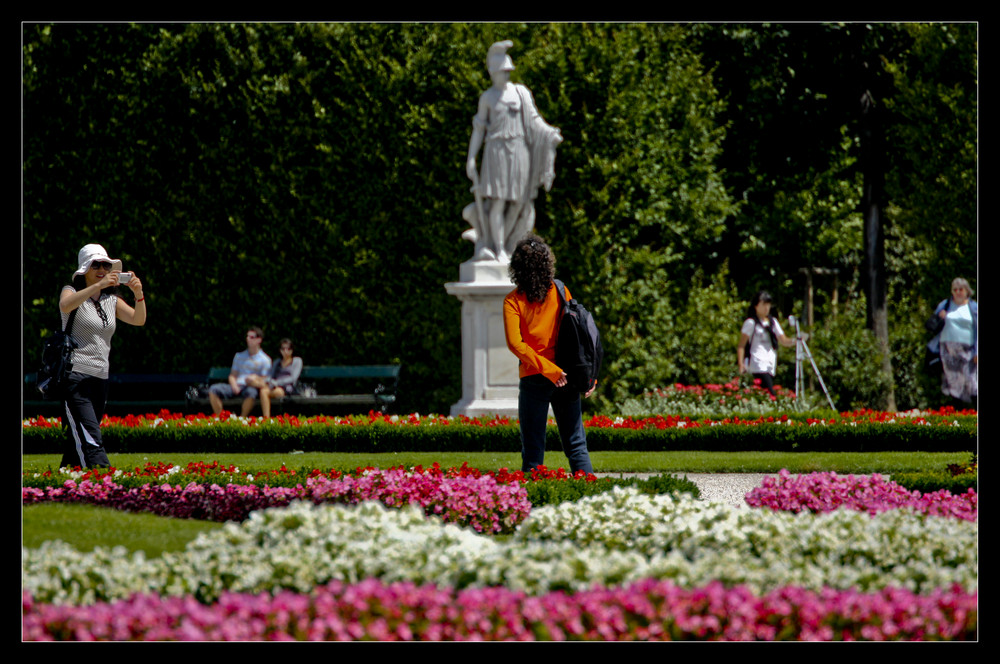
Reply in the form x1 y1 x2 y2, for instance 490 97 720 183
23 449 974 476
22 503 224 556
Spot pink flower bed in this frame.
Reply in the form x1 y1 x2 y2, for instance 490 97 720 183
22 579 976 641
744 470 977 521
21 470 531 534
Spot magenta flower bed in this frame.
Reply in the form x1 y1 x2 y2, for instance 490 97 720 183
21 470 531 534
22 578 976 641
744 470 977 521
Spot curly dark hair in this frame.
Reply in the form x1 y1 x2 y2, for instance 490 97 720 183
508 234 555 303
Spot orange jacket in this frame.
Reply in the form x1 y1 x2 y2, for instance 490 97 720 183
503 282 567 384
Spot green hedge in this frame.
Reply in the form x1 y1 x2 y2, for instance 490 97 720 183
22 422 976 455
582 423 975 453
21 23 736 415
524 474 701 506
890 471 978 496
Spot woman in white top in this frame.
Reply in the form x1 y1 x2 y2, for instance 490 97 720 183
246 338 303 418
737 291 795 394
58 244 146 468
929 278 978 408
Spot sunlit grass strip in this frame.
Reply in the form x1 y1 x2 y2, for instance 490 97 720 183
21 449 978 478
22 578 976 641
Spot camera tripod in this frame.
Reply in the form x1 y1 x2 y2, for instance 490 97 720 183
789 315 836 410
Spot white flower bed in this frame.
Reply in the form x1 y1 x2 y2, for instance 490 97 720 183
23 487 976 606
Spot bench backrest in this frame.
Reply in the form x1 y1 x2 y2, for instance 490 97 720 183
207 365 401 381
28 366 403 385
302 365 401 380
108 373 210 384
208 367 231 381
26 372 209 385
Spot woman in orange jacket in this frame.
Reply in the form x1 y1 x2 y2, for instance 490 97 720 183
503 234 594 474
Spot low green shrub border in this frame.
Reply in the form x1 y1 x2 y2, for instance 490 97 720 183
21 421 977 454
582 423 976 452
524 474 701 507
890 471 978 496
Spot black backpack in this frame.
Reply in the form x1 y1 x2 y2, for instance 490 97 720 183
553 279 603 394
37 308 79 401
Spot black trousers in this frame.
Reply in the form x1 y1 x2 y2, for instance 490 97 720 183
752 372 775 394
61 372 111 469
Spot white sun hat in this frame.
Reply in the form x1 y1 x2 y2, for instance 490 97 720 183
72 243 122 278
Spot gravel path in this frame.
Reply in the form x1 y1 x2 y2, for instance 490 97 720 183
596 472 776 509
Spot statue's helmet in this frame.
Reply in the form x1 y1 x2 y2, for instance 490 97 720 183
487 40 515 75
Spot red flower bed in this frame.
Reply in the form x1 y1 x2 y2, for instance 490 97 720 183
22 406 977 432
25 461 596 486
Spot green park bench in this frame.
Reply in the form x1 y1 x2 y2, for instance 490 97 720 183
186 364 402 414
24 365 401 415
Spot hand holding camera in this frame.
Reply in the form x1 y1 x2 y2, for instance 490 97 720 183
114 270 143 300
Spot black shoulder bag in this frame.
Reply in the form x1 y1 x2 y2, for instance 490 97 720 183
37 308 79 401
925 309 947 335
923 299 950 376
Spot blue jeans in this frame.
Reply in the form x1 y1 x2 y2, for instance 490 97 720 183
518 374 593 474
208 382 260 400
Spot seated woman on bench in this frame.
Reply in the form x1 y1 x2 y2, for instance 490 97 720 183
246 338 302 417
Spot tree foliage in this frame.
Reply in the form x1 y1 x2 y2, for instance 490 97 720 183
520 24 737 410
882 23 977 304
22 22 976 413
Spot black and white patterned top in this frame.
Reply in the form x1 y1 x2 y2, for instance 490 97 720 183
60 286 117 379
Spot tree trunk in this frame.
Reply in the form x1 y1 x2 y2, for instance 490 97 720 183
860 88 897 412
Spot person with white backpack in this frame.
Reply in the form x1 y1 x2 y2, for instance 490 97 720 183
737 290 795 395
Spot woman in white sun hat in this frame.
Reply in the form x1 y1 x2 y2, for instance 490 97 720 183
58 243 147 468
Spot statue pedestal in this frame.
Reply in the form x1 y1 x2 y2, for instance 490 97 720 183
445 259 520 417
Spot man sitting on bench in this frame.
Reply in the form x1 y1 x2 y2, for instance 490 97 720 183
208 326 272 417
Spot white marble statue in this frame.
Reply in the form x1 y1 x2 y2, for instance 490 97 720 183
464 40 562 263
